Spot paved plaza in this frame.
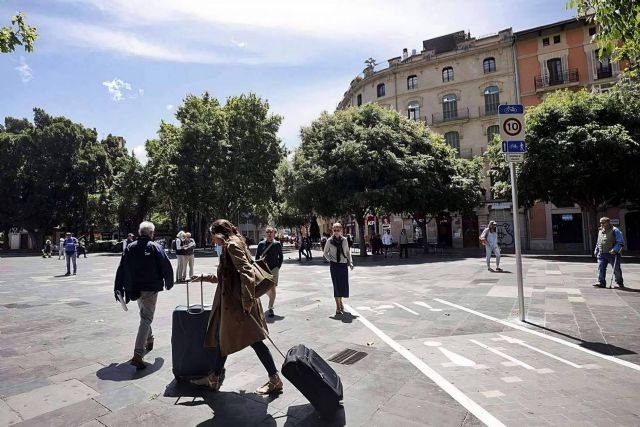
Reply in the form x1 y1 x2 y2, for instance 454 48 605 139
1 249 640 426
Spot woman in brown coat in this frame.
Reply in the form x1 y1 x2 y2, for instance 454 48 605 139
190 219 283 394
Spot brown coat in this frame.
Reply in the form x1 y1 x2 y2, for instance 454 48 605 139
204 235 268 356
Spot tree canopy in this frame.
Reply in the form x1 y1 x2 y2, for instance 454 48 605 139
1 12 37 53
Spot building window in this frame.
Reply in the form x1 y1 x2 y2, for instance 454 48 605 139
542 37 550 46
547 58 563 85
407 101 420 121
589 27 596 37
407 75 418 90
594 51 613 79
483 57 496 73
484 86 500 115
377 83 385 97
553 35 561 44
487 125 500 143
442 66 454 82
357 94 362 106
442 94 458 120
444 131 460 156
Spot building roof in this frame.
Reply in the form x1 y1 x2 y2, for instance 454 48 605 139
422 30 469 54
515 16 588 37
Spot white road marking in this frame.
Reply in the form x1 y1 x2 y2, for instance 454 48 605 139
497 335 582 369
435 298 640 373
469 339 536 370
423 341 477 367
344 304 506 427
393 302 419 315
413 301 442 312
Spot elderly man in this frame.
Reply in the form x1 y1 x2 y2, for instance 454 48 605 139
256 226 284 317
115 221 174 369
480 221 502 272
182 232 196 281
593 217 625 288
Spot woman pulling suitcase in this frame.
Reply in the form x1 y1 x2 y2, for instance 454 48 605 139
190 219 283 394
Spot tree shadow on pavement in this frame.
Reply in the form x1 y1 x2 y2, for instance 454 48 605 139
96 357 164 381
523 322 636 356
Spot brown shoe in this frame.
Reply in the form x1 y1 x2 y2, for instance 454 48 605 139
190 374 221 391
256 374 283 395
130 355 147 370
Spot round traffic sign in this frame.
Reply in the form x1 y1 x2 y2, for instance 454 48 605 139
503 118 522 137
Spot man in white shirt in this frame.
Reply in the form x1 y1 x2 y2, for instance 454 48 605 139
382 229 394 258
480 221 502 272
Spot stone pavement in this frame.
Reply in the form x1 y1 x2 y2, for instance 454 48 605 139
1 249 639 426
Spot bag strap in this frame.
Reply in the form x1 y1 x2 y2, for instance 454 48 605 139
248 313 286 359
261 241 275 258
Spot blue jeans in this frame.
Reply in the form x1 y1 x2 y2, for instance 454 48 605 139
597 253 623 285
65 252 77 274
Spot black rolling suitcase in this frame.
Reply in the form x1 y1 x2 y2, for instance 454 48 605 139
250 316 343 418
171 279 217 380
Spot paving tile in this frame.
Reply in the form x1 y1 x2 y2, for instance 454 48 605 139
11 398 109 427
94 384 150 411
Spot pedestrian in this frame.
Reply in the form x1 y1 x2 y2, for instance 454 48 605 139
298 227 309 261
175 231 186 283
42 239 52 258
382 229 394 258
305 234 313 261
114 221 174 369
399 229 409 258
62 232 78 276
256 226 284 318
593 216 625 288
190 219 283 395
323 222 354 315
182 232 196 281
480 221 502 272
78 239 87 258
122 233 135 255
58 237 65 260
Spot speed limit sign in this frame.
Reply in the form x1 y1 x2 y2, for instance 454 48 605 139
499 104 525 152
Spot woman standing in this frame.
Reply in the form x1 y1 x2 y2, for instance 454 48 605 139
323 223 354 315
191 219 283 394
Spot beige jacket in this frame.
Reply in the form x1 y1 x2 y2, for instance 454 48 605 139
323 235 353 265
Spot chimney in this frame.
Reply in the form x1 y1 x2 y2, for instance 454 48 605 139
402 48 408 60
411 49 417 56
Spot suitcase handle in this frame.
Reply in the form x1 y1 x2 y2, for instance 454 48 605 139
185 279 205 315
249 313 286 359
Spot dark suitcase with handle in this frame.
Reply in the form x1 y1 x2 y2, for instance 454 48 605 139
281 344 343 419
171 279 217 380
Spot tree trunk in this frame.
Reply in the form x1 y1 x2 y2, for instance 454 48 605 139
356 214 368 257
421 223 429 253
582 205 599 255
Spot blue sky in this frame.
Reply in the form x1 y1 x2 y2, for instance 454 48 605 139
0 0 575 162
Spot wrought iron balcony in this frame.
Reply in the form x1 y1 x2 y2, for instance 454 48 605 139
432 107 470 124
596 66 613 80
479 105 499 117
534 68 579 90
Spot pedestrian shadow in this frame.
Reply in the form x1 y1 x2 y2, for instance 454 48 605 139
523 322 636 356
330 312 358 324
616 287 640 293
96 357 164 381
266 314 285 324
284 403 345 426
53 274 71 278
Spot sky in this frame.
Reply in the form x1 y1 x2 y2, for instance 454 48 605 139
0 0 576 162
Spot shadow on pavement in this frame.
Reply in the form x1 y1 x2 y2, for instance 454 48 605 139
96 357 164 380
617 286 640 293
285 403 346 426
523 322 636 356
266 314 285 324
522 254 640 264
330 312 358 324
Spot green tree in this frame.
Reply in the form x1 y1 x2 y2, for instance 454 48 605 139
568 0 640 74
1 12 37 53
289 104 483 256
112 152 153 234
487 87 640 251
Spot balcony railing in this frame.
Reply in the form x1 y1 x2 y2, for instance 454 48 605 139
479 104 499 117
596 66 613 80
432 107 470 124
534 68 579 90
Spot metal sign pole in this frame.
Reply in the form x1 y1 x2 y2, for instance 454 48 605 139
509 161 525 321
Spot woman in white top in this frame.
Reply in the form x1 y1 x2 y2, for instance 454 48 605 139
323 223 354 315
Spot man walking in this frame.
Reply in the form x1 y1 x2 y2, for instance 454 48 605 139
399 229 409 258
382 229 394 258
114 221 174 369
182 232 196 281
58 237 65 260
256 226 284 317
480 221 502 272
63 232 79 276
123 233 135 255
593 216 625 288
175 231 186 282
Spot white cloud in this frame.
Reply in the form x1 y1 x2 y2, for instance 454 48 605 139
131 144 148 164
231 38 247 48
15 57 33 83
166 104 173 110
102 78 143 101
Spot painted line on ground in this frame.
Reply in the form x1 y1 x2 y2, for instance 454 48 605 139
393 302 419 315
344 303 506 427
469 339 535 370
413 301 443 312
498 335 582 369
435 298 640 373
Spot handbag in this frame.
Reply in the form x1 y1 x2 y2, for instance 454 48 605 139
243 244 275 298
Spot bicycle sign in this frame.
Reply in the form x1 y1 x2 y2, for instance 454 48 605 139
499 104 525 151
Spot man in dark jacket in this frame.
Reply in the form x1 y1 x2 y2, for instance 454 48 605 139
114 221 174 369
256 226 283 318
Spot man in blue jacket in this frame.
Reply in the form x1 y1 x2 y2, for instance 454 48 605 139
593 217 625 288
115 221 174 369
256 226 283 318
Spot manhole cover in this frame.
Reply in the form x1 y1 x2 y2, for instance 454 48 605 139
328 348 368 365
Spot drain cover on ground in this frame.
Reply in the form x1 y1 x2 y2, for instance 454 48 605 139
328 348 368 365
